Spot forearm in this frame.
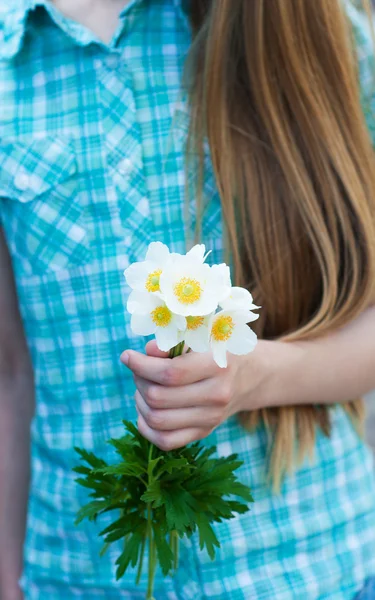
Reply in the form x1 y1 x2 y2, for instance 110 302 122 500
0 375 33 595
259 306 375 408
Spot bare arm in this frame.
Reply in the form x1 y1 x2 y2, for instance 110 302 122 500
0 229 34 600
260 306 375 408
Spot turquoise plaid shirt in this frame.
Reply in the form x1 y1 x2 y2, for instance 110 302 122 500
0 2 375 599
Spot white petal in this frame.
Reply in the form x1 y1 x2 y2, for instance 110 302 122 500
124 261 153 291
145 242 170 265
211 341 228 368
186 244 206 263
220 287 260 311
226 325 257 355
192 291 220 316
209 264 232 303
185 327 210 353
127 290 160 314
232 310 260 325
155 324 180 352
131 313 156 336
211 263 231 286
171 313 187 330
177 329 186 343
165 290 218 317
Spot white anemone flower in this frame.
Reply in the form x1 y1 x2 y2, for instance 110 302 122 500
178 314 212 353
128 291 186 352
124 242 172 295
160 256 231 317
209 309 259 368
220 286 260 312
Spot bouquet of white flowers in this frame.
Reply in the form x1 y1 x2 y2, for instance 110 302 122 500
74 242 259 600
125 242 259 365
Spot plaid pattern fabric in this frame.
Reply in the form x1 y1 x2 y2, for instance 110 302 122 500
0 1 375 598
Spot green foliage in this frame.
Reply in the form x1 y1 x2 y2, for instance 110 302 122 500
73 420 253 586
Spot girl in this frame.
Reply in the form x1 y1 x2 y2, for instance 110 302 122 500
0 1 375 599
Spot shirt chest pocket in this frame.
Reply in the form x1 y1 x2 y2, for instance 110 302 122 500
0 136 91 275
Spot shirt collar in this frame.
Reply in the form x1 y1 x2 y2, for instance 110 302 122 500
0 0 48 60
0 0 190 61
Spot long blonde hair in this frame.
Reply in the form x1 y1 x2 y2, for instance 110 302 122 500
189 0 375 487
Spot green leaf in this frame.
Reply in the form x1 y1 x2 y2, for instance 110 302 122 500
156 457 190 477
74 477 115 496
148 456 162 475
96 463 146 478
99 542 110 557
152 523 174 576
74 447 108 470
115 533 142 580
115 519 148 580
72 465 92 476
195 514 220 560
74 500 110 525
123 420 141 439
163 488 196 532
141 480 163 506
99 512 144 536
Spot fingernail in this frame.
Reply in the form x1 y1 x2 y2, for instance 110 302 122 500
121 351 129 366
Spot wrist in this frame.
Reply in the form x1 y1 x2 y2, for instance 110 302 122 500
234 340 275 412
261 339 308 408
237 339 307 411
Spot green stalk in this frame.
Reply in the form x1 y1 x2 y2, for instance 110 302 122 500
169 341 185 359
146 444 157 600
145 344 184 598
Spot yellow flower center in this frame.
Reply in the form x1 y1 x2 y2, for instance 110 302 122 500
151 306 172 328
186 316 205 331
145 269 162 293
211 315 234 342
173 277 202 305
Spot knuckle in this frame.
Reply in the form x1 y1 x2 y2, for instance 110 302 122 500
145 408 165 430
162 365 182 386
195 428 212 442
145 385 162 409
215 382 232 406
208 410 224 428
156 434 174 452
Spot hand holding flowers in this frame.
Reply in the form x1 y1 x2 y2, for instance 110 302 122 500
122 339 266 451
122 241 261 450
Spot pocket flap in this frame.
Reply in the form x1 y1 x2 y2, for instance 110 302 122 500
0 136 76 203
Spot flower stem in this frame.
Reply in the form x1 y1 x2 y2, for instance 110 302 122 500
146 443 157 600
169 341 185 359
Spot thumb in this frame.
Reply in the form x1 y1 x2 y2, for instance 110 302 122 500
145 339 170 358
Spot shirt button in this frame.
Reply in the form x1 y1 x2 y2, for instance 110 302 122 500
14 172 31 191
105 54 120 69
118 158 132 175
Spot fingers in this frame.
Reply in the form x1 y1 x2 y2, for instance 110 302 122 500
121 348 220 386
137 412 212 451
135 390 225 431
134 374 229 409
